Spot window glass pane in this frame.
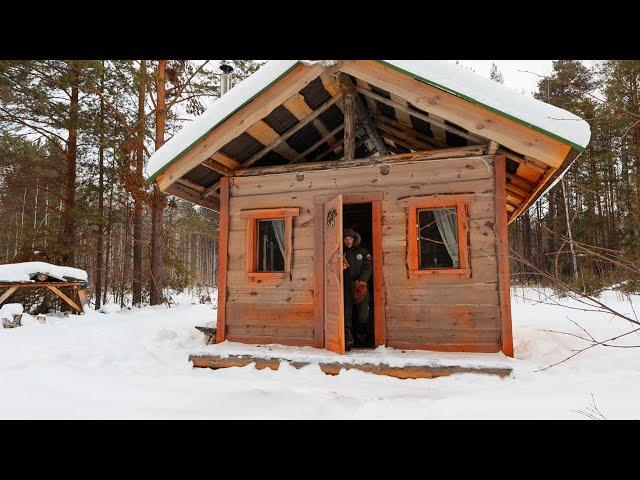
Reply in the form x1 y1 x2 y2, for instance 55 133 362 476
417 207 459 269
256 219 285 272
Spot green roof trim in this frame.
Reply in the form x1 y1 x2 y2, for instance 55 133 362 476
145 62 302 184
377 61 586 153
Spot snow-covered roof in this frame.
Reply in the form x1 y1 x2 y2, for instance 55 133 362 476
0 262 88 283
146 60 591 182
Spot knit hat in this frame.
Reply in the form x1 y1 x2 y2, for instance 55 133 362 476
343 228 358 239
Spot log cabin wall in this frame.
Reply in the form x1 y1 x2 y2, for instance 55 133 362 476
224 154 500 351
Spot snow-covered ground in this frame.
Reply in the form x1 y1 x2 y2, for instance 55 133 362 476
1 288 638 419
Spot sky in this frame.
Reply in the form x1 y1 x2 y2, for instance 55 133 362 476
454 60 600 97
453 60 555 97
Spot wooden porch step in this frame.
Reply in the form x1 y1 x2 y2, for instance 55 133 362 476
188 353 512 380
195 326 217 345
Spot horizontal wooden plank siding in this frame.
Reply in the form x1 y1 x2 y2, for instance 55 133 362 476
226 155 500 351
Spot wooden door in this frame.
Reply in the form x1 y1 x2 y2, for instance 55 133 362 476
323 194 344 354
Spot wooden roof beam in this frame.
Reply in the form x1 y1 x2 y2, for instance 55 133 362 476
234 145 487 177
236 92 343 170
497 147 546 174
506 182 530 199
282 91 339 149
338 74 388 156
211 151 240 168
314 137 345 163
373 117 436 151
380 133 424 152
176 178 206 192
246 121 301 162
202 158 235 177
374 110 447 148
201 92 344 197
156 62 326 191
291 124 345 163
506 173 536 189
167 181 220 211
357 86 485 145
341 61 570 168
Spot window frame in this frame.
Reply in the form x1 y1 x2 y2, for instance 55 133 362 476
240 208 300 282
406 196 470 279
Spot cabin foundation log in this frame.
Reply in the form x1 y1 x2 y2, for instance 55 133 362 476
188 353 512 379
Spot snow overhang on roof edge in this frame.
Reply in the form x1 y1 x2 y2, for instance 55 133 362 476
145 60 591 183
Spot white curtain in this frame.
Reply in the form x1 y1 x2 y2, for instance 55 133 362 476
271 219 286 259
433 208 459 267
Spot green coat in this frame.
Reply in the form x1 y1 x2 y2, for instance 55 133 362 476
344 245 372 285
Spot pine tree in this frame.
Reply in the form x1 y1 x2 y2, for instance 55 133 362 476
489 62 504 84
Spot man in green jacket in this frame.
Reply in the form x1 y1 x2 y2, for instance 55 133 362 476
342 228 372 351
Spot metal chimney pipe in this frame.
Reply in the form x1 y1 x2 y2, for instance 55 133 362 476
220 63 234 96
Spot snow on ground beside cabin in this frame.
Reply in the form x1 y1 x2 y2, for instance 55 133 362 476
0 288 639 419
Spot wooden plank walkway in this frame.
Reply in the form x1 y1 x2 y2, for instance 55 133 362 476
188 353 512 380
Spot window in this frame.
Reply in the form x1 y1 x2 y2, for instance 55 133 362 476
241 208 300 281
256 219 286 272
406 197 469 279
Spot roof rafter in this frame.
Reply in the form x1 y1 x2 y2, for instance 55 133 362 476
357 86 485 145
202 91 344 197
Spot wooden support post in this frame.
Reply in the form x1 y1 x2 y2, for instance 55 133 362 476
494 155 514 357
372 200 386 347
0 286 18 306
339 74 356 161
313 201 325 348
47 285 82 313
215 176 230 344
77 289 88 308
336 75 388 156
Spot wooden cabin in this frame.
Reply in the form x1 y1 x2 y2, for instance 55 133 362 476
146 60 590 357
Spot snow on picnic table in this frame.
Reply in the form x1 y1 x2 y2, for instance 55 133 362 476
0 288 639 419
0 261 88 283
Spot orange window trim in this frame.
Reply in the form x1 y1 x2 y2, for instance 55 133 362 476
406 198 470 279
242 207 300 282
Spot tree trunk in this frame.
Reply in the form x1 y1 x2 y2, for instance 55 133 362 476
95 64 105 309
60 62 80 265
561 178 579 281
103 157 114 306
132 60 146 306
150 60 167 306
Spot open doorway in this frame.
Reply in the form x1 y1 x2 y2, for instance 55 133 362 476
343 202 375 349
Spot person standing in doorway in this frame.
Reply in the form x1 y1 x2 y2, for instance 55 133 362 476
342 228 372 351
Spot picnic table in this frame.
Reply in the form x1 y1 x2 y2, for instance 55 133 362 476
0 280 88 314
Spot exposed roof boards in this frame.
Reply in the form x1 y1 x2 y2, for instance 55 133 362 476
146 60 590 183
